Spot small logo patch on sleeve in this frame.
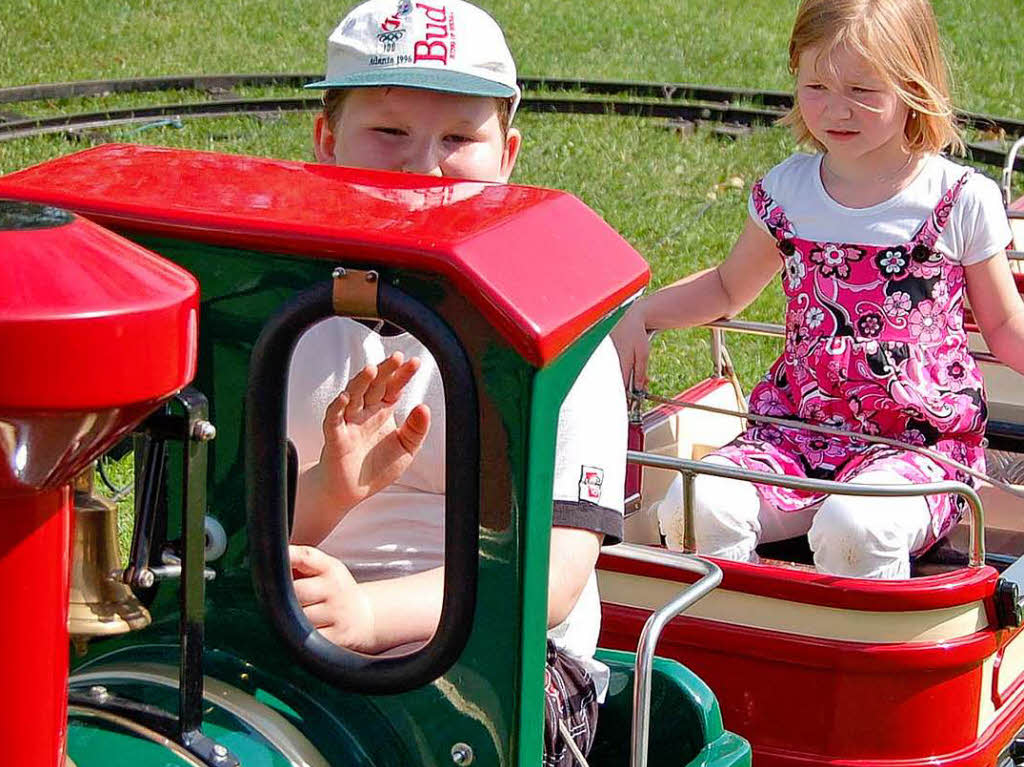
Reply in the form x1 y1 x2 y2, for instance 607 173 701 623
579 466 604 502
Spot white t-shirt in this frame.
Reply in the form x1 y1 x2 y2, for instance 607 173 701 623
748 153 1012 263
287 318 626 697
288 320 447 579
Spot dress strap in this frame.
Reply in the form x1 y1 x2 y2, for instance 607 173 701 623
913 168 974 248
751 179 797 251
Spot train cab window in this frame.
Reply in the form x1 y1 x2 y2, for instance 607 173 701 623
247 273 478 694
286 317 446 653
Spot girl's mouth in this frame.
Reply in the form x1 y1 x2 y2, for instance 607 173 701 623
826 129 858 140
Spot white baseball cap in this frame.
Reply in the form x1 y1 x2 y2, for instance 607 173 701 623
306 0 521 117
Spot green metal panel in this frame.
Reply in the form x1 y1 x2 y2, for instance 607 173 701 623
515 312 625 766
591 649 751 767
70 235 572 766
69 656 329 767
65 233 740 767
68 718 205 767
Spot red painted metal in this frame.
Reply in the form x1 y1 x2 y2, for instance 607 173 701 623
0 144 650 367
0 488 72 767
598 551 999 612
600 603 1020 765
0 203 199 766
625 377 734 498
0 209 198 411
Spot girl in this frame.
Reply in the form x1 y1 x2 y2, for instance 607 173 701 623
613 0 1022 579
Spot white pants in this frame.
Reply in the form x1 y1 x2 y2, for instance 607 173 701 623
656 456 932 579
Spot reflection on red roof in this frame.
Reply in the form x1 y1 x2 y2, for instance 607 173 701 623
0 145 649 365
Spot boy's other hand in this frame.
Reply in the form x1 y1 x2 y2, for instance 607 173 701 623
319 351 431 510
290 544 376 652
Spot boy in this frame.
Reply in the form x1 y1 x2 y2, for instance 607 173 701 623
286 1 627 762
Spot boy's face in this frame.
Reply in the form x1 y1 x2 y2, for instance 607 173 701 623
314 87 521 183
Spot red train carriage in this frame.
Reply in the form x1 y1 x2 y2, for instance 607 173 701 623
602 139 1024 766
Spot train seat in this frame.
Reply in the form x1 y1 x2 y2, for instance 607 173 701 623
590 649 750 767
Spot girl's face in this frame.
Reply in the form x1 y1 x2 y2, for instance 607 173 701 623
796 43 911 167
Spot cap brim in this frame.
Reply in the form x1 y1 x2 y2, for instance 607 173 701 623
304 67 518 100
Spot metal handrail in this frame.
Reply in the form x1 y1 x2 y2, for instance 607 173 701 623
1003 136 1024 207
599 542 722 767
704 318 1003 365
626 450 986 567
705 317 785 339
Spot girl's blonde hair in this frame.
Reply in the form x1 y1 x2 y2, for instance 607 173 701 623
780 0 964 155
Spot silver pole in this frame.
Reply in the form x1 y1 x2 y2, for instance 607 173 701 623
627 450 986 567
704 318 1001 365
600 543 722 767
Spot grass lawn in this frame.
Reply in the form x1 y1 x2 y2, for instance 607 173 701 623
2 1 1021 533
2 0 1019 114
4 0 1019 386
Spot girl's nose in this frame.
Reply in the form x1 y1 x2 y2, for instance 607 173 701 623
828 94 854 118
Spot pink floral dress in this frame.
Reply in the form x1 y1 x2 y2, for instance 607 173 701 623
714 170 987 549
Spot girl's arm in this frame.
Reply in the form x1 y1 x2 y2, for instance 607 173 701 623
611 217 781 387
965 251 1024 377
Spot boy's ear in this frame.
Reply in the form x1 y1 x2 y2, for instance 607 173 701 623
313 113 338 164
498 127 522 183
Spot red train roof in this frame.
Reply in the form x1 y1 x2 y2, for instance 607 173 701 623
0 145 649 366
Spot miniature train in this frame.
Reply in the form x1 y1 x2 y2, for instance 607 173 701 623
0 144 749 767
3 138 1024 767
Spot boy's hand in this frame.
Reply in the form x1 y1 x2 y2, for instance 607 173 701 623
610 301 651 389
318 352 431 511
290 544 376 653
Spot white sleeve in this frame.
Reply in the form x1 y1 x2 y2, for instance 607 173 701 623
550 337 628 543
747 196 770 234
957 173 1013 265
285 318 385 466
746 153 814 235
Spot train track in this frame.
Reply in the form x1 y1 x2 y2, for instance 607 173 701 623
1 73 1021 170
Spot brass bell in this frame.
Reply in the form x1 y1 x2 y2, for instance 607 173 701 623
69 464 150 652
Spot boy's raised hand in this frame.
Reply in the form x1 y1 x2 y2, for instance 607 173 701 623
318 351 431 512
290 544 375 652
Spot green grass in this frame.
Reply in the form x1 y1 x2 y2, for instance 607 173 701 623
2 0 1020 532
2 0 1018 115
96 455 137 556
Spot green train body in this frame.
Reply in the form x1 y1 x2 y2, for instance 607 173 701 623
0 145 749 767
